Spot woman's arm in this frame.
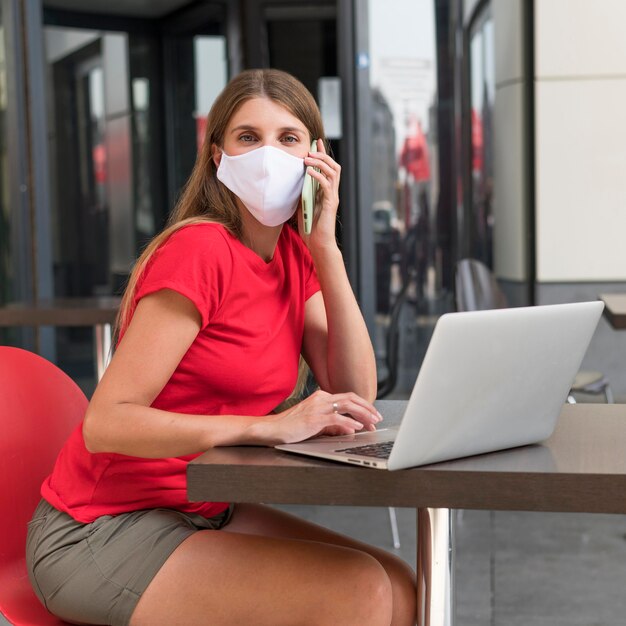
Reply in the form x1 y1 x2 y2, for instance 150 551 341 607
83 289 378 457
299 141 378 402
83 289 262 457
302 268 377 402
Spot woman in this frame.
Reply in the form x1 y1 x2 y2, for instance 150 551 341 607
26 69 417 626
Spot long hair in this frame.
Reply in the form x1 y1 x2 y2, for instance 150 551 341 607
115 69 326 402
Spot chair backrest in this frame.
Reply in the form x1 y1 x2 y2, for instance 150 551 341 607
0 347 87 624
455 258 508 312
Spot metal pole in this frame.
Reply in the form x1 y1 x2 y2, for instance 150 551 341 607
417 507 455 626
95 323 112 381
388 506 401 549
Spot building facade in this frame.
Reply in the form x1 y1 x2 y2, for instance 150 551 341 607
1 0 625 396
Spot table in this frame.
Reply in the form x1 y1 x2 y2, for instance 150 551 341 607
599 293 626 330
0 297 120 379
188 401 626 625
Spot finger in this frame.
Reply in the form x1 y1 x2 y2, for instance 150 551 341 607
305 158 339 182
327 410 365 426
310 138 328 156
305 167 333 194
306 141 337 167
342 405 379 431
329 401 379 431
306 168 340 203
333 393 383 422
333 404 381 431
319 424 358 438
297 404 368 439
306 153 340 174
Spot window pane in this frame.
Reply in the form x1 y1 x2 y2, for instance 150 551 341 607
367 0 442 397
165 30 228 199
129 33 168 247
0 8 26 348
194 35 227 151
469 12 495 267
0 14 9 309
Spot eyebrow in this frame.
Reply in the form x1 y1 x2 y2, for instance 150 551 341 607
230 125 306 134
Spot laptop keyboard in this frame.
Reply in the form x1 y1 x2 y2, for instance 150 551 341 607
335 441 394 459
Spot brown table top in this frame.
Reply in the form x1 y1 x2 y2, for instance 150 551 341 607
599 293 626 329
188 402 626 514
0 297 121 326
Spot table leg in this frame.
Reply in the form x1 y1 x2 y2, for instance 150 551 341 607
417 508 455 626
94 323 112 381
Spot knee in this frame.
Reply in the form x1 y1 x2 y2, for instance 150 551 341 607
383 552 417 591
364 550 416 625
347 553 394 626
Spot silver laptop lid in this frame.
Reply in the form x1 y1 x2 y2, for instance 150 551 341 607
387 301 604 470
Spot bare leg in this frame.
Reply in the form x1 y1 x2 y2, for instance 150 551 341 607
223 504 417 626
131 524 392 625
130 504 416 626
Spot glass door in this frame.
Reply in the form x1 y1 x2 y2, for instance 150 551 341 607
468 7 495 269
356 0 451 398
41 1 230 392
45 31 114 298
0 7 11 309
242 1 342 222
162 3 229 206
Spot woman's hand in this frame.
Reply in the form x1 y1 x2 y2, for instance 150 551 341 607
256 390 383 445
298 138 341 252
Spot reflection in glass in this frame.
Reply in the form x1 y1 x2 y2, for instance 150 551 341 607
0 14 9 309
129 33 167 248
194 37 227 151
82 65 108 290
368 0 443 398
469 12 495 268
41 22 228 392
132 76 154 239
0 9 15 347
44 28 108 297
266 11 337 104
44 28 109 390
166 33 228 199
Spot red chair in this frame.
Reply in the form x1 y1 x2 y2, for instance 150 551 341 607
0 347 86 625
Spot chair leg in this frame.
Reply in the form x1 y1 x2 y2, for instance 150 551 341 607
604 384 614 404
388 507 401 549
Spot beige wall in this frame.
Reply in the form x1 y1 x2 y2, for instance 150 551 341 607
535 0 626 281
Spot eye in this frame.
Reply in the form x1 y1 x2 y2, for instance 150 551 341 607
281 135 299 144
238 133 257 143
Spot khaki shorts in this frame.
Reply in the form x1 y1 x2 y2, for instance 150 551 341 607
26 499 233 626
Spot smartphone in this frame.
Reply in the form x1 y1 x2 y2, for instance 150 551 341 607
302 140 320 235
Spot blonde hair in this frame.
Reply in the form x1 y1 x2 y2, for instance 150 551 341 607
114 69 326 402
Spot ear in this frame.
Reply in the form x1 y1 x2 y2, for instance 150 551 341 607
211 144 222 169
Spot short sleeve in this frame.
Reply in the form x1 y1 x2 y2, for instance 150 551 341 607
134 224 233 328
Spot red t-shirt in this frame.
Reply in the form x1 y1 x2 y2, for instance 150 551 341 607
41 223 321 523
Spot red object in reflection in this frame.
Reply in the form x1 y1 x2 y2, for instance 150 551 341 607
93 143 107 184
399 120 430 182
471 108 483 172
196 115 207 152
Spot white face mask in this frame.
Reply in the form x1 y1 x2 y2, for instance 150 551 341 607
216 146 306 227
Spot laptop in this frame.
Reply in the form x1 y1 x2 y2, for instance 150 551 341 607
275 301 604 470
